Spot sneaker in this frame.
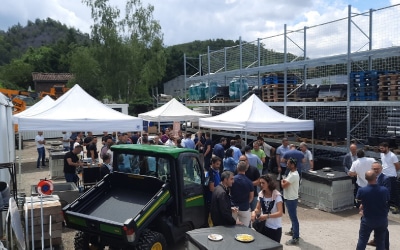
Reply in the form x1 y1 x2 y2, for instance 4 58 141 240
285 238 299 245
367 239 376 246
392 207 400 214
284 230 293 236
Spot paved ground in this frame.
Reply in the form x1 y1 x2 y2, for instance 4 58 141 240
15 140 400 249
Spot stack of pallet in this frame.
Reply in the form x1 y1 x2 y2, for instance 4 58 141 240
350 71 379 101
24 195 63 249
261 73 298 85
261 84 297 102
378 74 400 101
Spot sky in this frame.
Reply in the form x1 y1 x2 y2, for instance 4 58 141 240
0 0 399 47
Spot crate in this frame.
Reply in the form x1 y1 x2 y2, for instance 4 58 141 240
300 179 354 212
350 94 378 101
24 196 63 249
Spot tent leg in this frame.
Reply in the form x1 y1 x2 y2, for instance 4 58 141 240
311 130 314 156
245 131 247 146
18 133 22 189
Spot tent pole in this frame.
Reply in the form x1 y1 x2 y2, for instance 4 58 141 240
18 133 22 188
312 130 314 157
245 131 247 146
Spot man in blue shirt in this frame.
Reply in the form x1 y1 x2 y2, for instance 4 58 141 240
276 138 290 178
282 144 305 175
230 140 242 161
212 137 227 162
231 161 254 227
244 146 262 170
182 133 195 149
356 170 390 250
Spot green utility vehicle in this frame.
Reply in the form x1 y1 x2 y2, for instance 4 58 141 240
63 144 208 249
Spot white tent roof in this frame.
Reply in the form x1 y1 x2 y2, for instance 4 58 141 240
138 98 210 122
199 94 314 132
13 95 55 123
17 84 143 131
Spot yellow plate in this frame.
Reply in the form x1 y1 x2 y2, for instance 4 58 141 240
208 234 223 241
235 234 254 242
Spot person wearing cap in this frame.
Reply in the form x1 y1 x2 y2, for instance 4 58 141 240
281 157 300 245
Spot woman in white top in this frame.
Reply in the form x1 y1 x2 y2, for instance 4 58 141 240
251 174 283 243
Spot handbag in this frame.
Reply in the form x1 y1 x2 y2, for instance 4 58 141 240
252 218 264 233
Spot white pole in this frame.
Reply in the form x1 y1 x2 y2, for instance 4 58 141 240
18 134 22 189
40 195 44 250
31 196 34 249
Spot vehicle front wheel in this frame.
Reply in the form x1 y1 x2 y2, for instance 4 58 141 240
135 230 167 250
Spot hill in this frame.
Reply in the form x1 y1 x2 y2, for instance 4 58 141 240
0 18 90 66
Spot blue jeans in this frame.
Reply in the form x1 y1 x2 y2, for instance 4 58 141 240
37 147 45 167
65 173 79 186
357 220 387 250
286 199 299 239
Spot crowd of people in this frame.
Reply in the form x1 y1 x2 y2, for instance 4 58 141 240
344 141 399 249
34 129 399 248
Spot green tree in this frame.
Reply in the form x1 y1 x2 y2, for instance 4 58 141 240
0 59 34 89
83 0 166 105
69 46 101 97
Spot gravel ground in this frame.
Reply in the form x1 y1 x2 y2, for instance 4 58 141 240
16 140 400 250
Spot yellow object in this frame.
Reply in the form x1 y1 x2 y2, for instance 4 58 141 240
235 234 254 242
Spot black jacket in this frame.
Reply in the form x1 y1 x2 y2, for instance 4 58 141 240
210 184 236 226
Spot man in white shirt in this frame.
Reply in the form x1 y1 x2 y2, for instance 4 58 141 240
35 131 46 168
61 131 71 151
348 150 375 188
281 157 300 245
379 142 400 214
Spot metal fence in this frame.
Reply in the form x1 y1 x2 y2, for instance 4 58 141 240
184 4 400 144
186 4 400 85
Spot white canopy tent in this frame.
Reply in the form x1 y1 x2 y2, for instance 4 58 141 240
13 95 55 124
0 93 14 188
138 98 210 130
17 84 143 132
199 94 314 132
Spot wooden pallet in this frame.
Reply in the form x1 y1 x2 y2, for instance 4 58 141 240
378 85 400 91
363 145 380 152
313 139 345 146
261 133 284 139
267 97 297 102
316 96 346 102
295 98 316 102
379 74 400 81
379 96 400 101
296 137 313 143
378 90 400 97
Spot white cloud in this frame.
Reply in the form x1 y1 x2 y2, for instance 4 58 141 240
0 0 396 50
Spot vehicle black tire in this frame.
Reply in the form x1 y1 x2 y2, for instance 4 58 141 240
135 230 167 250
74 231 90 250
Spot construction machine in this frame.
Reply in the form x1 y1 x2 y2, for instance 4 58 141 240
39 85 70 99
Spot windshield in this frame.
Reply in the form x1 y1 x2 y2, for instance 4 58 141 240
114 152 171 181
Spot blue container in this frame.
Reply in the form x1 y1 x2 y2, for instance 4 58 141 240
204 81 219 99
189 84 196 100
198 82 207 100
350 94 378 101
229 79 249 99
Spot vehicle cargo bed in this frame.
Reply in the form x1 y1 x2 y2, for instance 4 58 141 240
82 187 154 223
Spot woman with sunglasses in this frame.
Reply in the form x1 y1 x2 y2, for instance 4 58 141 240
251 174 283 243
